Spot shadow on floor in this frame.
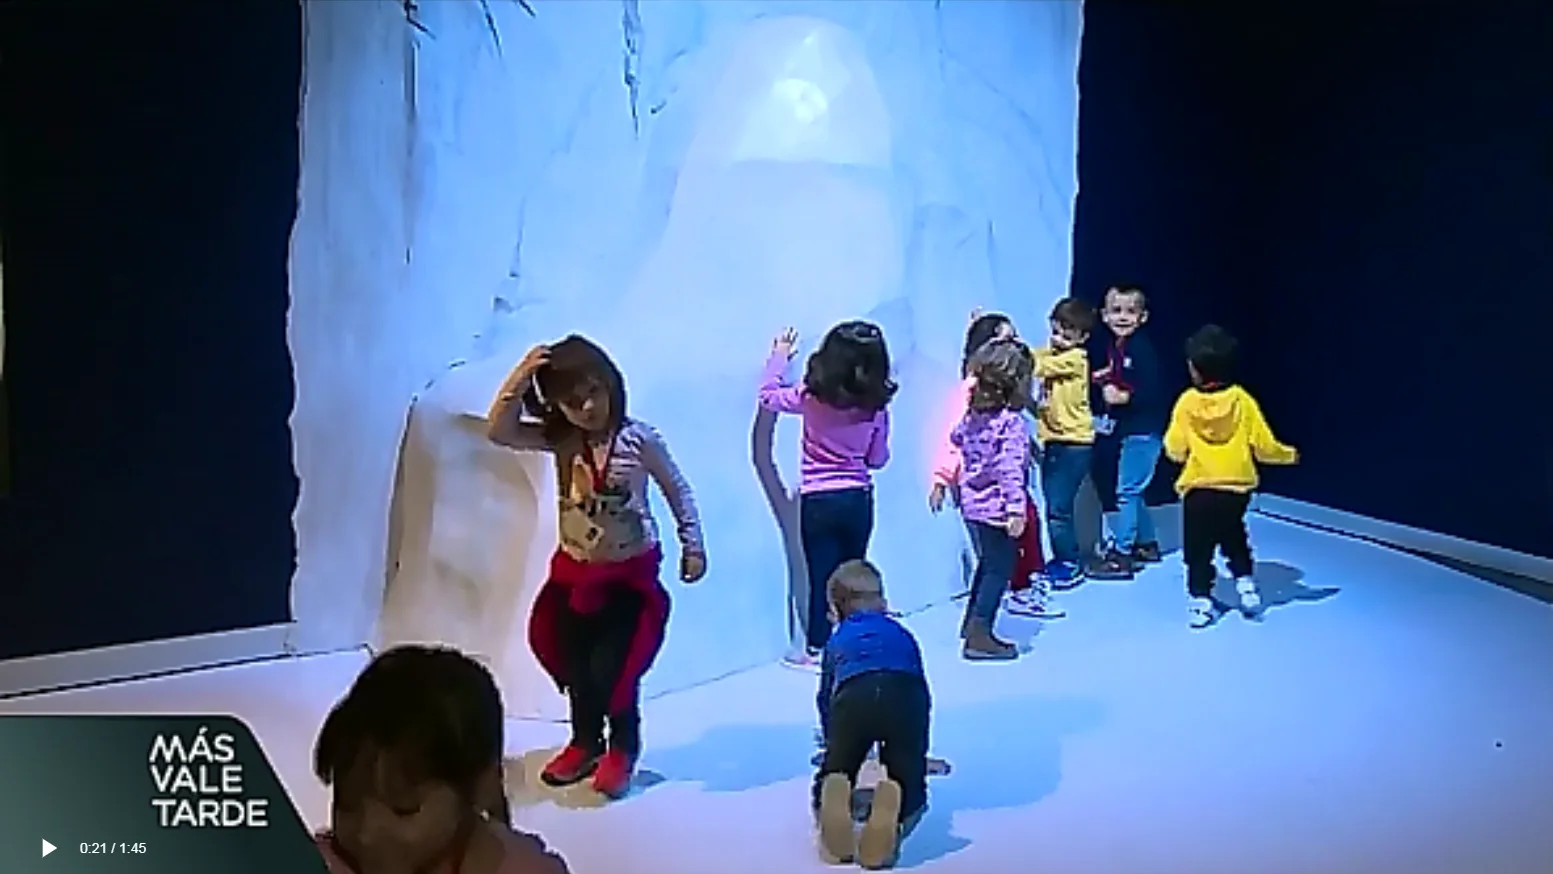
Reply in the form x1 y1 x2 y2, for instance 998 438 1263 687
891 695 1104 867
1205 560 1338 626
507 747 618 810
617 694 1104 867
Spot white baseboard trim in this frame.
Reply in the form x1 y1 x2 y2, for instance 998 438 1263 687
1252 494 1553 585
0 622 294 699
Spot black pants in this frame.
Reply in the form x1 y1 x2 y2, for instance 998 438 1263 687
813 671 930 822
1182 488 1253 599
558 588 647 756
800 488 875 651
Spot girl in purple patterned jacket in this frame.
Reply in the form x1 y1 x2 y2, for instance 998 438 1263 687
950 338 1035 661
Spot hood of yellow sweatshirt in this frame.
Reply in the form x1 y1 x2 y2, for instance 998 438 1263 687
1181 385 1251 445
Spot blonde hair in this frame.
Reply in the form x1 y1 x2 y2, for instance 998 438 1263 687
827 559 886 619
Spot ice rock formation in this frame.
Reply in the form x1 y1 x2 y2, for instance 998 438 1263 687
288 0 1083 711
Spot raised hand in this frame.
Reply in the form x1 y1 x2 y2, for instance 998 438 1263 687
515 344 550 381
772 327 799 360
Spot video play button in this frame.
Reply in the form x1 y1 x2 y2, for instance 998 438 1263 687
42 839 55 858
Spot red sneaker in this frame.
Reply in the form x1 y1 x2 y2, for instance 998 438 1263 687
591 749 636 799
539 745 600 787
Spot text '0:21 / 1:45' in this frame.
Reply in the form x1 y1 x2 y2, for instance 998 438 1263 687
79 842 148 854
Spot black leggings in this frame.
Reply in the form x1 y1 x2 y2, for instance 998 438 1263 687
813 671 931 822
556 588 650 756
799 488 875 652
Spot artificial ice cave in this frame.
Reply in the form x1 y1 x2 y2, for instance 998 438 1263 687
285 0 1084 718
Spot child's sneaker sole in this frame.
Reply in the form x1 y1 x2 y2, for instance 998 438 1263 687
817 773 856 863
858 777 903 869
1006 598 1065 620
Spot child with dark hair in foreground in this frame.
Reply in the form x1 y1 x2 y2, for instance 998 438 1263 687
1164 325 1298 628
814 560 930 870
313 645 571 874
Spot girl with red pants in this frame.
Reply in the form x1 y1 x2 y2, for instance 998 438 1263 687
487 336 706 800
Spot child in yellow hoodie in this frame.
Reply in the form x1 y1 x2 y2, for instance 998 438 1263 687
1163 325 1298 629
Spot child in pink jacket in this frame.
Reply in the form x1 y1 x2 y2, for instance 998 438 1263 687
928 311 1061 623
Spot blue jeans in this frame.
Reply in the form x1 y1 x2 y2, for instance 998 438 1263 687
1040 443 1093 565
964 521 1017 626
800 488 875 652
1113 434 1162 552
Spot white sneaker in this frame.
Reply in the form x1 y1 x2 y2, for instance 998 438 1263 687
1235 577 1262 616
1188 597 1217 629
783 649 822 672
1006 588 1066 620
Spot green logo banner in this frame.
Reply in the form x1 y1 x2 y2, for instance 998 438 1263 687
0 715 329 873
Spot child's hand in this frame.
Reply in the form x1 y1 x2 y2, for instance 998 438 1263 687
1102 385 1130 406
772 328 799 360
1091 365 1112 383
680 551 707 583
1006 512 1027 538
928 483 947 514
514 344 550 382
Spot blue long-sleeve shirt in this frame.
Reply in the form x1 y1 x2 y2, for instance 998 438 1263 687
817 610 927 736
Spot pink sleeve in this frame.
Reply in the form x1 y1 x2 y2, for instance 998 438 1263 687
930 379 974 488
757 350 806 414
994 414 1029 519
864 408 891 469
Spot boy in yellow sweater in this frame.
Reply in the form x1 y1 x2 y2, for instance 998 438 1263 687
1032 298 1097 587
1163 325 1298 629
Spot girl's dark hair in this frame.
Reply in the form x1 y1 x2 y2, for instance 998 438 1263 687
1185 324 1238 386
521 334 627 443
963 313 1014 378
314 645 511 826
967 338 1033 413
803 320 898 413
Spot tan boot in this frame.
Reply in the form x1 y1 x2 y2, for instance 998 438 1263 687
961 620 1017 661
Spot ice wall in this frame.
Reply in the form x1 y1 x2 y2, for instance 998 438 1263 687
288 0 1083 707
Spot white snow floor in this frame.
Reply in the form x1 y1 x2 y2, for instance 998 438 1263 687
4 515 1552 874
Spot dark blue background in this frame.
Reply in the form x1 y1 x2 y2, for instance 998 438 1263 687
0 1 301 659
1 1 1548 662
1072 1 1553 559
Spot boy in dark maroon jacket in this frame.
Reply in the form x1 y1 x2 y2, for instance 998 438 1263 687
1089 285 1167 579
